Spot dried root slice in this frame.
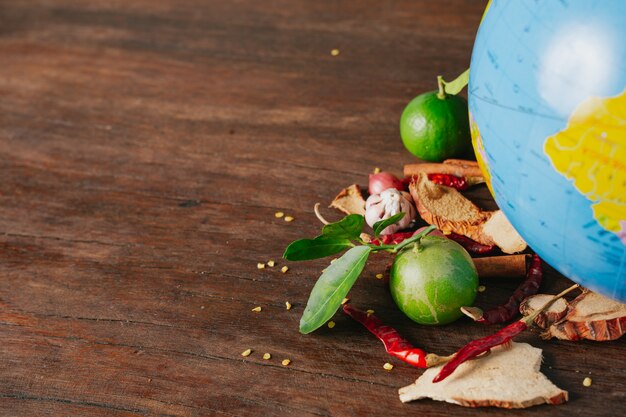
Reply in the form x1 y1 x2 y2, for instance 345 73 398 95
409 173 526 254
404 160 484 179
329 184 366 216
399 342 567 408
542 291 626 341
520 294 569 329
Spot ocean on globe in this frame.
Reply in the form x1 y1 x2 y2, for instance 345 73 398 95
468 0 626 301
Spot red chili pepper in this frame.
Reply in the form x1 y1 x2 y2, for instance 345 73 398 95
342 304 448 368
468 254 543 324
427 173 469 190
446 233 496 255
433 284 578 383
370 231 415 246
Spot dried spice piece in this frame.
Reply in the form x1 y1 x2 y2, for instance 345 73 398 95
541 291 626 341
241 349 253 357
462 254 543 324
330 48 340 56
471 254 527 279
400 342 567 408
275 212 285 218
327 321 336 329
383 363 394 371
446 233 496 255
375 273 384 280
343 304 450 369
433 284 578 383
282 359 291 366
281 266 289 273
409 173 526 254
285 301 292 310
284 216 294 222
519 294 568 329
329 184 366 216
251 306 262 312
404 159 484 179
263 353 271 360
583 377 592 387
267 260 275 267
427 173 469 190
257 263 266 269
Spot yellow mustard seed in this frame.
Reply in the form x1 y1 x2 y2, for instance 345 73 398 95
366 309 375 316
583 377 592 387
376 273 384 279
282 359 291 366
478 285 486 293
341 297 350 305
257 263 265 269
383 363 394 371
251 306 262 312
373 167 381 174
281 266 289 273
327 321 336 329
241 349 252 357
263 353 271 360
285 301 292 310
267 260 275 267
284 216 294 222
330 48 340 56
275 211 284 218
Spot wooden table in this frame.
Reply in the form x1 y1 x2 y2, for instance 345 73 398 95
1 1 624 415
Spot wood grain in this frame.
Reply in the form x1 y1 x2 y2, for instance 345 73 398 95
0 1 624 416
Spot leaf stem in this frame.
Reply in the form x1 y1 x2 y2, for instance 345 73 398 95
393 225 437 253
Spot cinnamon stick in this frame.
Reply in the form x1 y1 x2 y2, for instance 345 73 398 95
473 255 528 279
404 162 483 179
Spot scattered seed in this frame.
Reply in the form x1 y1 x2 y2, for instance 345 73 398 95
241 349 252 357
267 260 275 267
284 216 294 222
478 285 486 293
263 353 271 360
375 273 384 280
257 263 266 269
383 362 394 371
275 211 284 218
341 297 350 305
281 266 289 273
251 306 262 312
583 377 592 387
330 48 340 56
373 167 381 174
200 306 205 309
366 309 375 316
327 321 336 329
285 301 292 310
282 359 291 366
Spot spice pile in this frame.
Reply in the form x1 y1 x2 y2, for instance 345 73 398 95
275 158 626 409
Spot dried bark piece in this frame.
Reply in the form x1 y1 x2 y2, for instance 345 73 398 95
404 161 484 179
399 342 567 408
520 294 569 329
329 184 366 216
542 291 626 341
409 173 526 254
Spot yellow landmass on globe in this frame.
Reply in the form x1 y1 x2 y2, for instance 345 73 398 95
469 112 494 196
544 89 626 240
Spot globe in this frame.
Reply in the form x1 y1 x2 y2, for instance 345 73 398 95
468 0 626 301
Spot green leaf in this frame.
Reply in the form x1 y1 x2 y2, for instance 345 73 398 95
440 68 470 95
321 214 364 239
372 212 405 238
299 246 371 334
283 236 353 261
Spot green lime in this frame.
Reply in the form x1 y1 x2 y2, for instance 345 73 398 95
399 91 472 162
389 236 478 325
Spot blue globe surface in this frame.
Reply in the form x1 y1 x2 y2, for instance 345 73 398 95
469 0 626 301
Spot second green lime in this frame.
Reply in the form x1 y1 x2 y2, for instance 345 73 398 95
400 91 472 162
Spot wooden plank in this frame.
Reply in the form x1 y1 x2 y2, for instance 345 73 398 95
0 0 624 415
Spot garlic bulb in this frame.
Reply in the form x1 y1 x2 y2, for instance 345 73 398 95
365 189 416 235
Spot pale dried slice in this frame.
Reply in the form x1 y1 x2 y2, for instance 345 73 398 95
399 342 567 408
329 184 366 216
409 173 526 254
520 294 569 329
543 291 626 341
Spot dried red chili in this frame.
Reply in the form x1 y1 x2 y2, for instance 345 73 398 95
369 231 415 246
427 173 468 190
446 232 496 255
463 254 543 324
342 304 449 368
433 284 578 383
